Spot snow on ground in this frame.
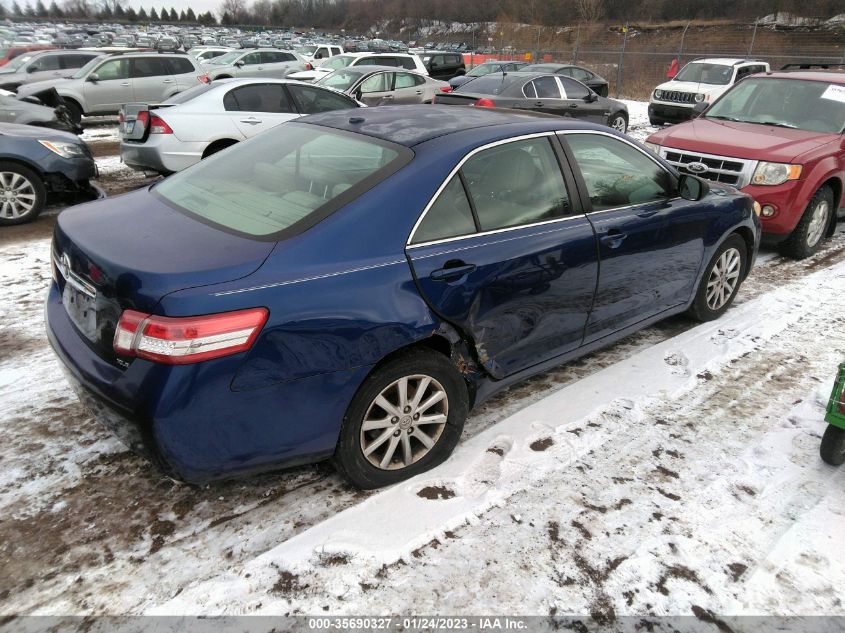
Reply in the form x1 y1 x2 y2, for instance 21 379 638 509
1 108 844 619
623 100 653 143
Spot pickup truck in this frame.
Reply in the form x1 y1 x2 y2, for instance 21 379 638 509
649 58 770 125
646 70 844 258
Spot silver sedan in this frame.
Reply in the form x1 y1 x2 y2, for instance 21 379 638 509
315 65 449 106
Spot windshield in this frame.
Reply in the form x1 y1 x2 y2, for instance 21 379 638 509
296 45 318 55
208 51 242 65
164 82 216 104
2 54 34 72
705 77 845 133
71 55 105 79
154 124 405 238
316 69 360 91
674 62 733 85
467 63 497 77
321 55 353 71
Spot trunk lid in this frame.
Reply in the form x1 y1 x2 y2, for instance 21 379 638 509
52 188 275 365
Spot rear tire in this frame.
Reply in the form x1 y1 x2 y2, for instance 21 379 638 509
648 116 665 126
0 161 46 226
608 112 628 133
62 99 83 124
687 234 746 322
820 424 845 466
333 349 468 489
779 186 833 260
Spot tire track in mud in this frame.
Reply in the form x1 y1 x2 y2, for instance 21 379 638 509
1 206 843 612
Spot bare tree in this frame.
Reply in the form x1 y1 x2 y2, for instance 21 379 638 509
218 0 244 22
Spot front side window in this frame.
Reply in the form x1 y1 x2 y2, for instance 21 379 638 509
412 175 476 244
564 133 674 211
242 53 262 65
93 58 129 80
223 84 294 113
359 72 391 93
154 124 405 238
316 69 360 91
462 137 572 231
560 77 589 99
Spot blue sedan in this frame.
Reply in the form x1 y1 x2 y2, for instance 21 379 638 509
46 106 761 489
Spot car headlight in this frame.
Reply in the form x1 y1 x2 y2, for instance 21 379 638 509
653 89 663 100
38 140 87 159
694 93 706 103
644 142 660 154
751 162 802 186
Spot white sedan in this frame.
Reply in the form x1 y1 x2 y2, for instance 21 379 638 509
119 78 362 174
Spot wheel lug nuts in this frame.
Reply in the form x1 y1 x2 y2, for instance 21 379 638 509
391 417 398 423
403 406 411 413
413 413 419 420
393 430 400 437
408 427 414 434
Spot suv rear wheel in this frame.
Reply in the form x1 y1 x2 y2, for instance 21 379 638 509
780 185 833 260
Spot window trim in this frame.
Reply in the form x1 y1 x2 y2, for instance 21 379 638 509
407 132 582 248
556 129 680 215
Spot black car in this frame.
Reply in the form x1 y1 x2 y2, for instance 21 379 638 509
0 123 98 225
436 72 628 133
521 63 609 97
449 60 530 89
420 51 466 80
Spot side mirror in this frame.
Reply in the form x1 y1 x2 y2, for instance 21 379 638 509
87 73 99 82
27 65 38 73
692 101 708 117
585 92 598 102
678 174 710 201
235 60 245 67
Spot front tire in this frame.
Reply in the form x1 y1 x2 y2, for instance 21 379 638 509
820 424 845 466
62 99 83 124
779 186 834 260
687 234 746 322
0 162 46 225
333 349 469 489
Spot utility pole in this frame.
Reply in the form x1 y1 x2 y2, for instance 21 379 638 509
615 23 628 99
748 18 758 57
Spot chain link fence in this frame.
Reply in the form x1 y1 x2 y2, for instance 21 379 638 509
460 21 845 100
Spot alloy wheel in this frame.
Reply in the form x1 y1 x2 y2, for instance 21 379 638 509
611 116 627 133
706 247 741 311
805 199 829 248
0 171 37 220
360 374 448 470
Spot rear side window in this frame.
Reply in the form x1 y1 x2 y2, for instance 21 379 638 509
167 57 197 75
223 84 295 113
62 54 97 69
412 176 476 244
395 72 423 88
154 125 406 238
564 133 674 211
288 85 357 114
131 57 172 78
462 137 572 231
526 76 561 99
399 57 416 70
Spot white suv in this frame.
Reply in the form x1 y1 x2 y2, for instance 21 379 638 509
648 58 769 125
288 52 428 82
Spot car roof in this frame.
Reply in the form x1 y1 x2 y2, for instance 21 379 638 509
333 65 415 74
300 103 595 147
687 58 760 65
756 70 845 84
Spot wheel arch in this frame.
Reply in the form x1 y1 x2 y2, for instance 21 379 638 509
201 138 239 158
818 177 842 237
0 155 45 178
731 226 756 280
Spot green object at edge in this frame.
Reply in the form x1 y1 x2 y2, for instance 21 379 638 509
825 362 845 430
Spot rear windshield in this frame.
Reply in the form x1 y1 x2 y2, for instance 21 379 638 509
154 123 408 239
455 73 519 95
164 82 216 104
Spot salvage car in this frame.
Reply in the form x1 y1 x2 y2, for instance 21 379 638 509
47 106 760 488
120 78 360 174
436 72 629 132
520 63 610 97
0 122 97 225
0 88 80 133
201 49 308 81
646 71 845 258
17 53 208 123
315 66 448 105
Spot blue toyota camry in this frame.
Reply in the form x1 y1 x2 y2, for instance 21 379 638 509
46 105 761 489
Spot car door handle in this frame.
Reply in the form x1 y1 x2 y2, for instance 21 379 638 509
239 117 262 124
430 263 476 281
569 103 578 108
636 209 660 218
120 82 131 86
162 79 174 83
535 101 544 107
415 90 422 94
382 94 393 99
600 230 628 249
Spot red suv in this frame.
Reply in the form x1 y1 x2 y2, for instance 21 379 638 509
645 71 844 258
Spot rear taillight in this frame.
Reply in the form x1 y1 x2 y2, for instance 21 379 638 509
305 62 313 70
149 114 173 134
136 110 150 132
198 74 210 84
475 98 496 108
439 86 452 92
113 308 269 365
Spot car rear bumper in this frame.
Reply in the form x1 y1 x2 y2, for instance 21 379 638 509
120 139 204 175
46 282 371 483
648 102 695 123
